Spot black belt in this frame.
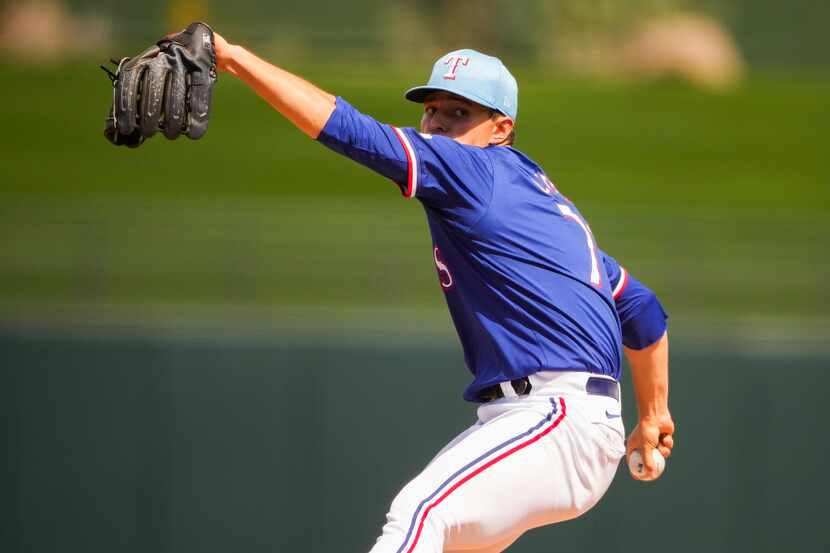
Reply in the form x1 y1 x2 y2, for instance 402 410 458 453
478 375 620 403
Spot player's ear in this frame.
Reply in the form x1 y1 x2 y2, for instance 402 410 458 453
489 116 514 146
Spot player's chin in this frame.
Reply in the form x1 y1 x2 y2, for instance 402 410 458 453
423 128 452 139
446 133 475 145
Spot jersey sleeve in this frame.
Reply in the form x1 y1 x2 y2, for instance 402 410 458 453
316 97 494 230
601 251 668 349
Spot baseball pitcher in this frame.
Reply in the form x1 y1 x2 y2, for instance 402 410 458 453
103 24 675 553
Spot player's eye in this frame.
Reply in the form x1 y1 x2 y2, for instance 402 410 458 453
425 106 437 116
454 108 467 118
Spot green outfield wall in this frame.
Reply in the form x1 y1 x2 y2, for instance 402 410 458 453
2 330 827 553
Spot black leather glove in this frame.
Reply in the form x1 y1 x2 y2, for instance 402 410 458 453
102 22 217 148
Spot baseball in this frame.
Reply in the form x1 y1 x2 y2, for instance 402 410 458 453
628 448 666 480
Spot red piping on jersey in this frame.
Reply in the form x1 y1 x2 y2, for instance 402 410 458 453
612 268 628 300
405 397 568 553
392 127 415 198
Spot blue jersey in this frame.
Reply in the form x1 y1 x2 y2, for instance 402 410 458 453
318 98 667 402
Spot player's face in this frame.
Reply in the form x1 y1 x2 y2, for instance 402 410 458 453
420 93 512 147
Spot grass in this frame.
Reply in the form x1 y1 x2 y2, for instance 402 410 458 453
0 61 827 327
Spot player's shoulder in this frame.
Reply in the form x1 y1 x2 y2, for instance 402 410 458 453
486 145 556 184
483 146 569 201
485 145 542 170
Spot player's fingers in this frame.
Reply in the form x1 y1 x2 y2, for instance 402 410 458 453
658 434 673 459
138 56 167 138
162 62 187 139
643 445 664 480
641 444 656 471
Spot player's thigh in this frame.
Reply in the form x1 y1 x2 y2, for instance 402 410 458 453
426 421 482 468
390 400 605 551
444 529 521 553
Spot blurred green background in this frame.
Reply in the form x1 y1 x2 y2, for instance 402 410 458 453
1 1 828 552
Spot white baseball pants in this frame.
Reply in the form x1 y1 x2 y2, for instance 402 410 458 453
368 372 626 553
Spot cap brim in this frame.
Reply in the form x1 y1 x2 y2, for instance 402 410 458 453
404 85 511 119
404 85 447 103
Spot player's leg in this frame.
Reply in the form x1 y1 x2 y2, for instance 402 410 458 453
443 530 521 553
432 395 623 551
368 392 624 553
425 421 482 467
368 400 560 553
367 419 485 553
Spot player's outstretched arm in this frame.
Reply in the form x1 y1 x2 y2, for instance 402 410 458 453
624 331 674 480
212 32 336 138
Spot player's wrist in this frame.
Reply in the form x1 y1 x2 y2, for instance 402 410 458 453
637 406 669 418
635 393 669 420
636 411 674 439
213 33 240 74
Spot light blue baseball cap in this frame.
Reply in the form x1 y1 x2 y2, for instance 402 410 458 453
405 49 518 120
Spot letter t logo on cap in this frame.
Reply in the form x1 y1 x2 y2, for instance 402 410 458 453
443 55 470 80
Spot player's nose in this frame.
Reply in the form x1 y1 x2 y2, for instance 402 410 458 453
426 117 447 134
